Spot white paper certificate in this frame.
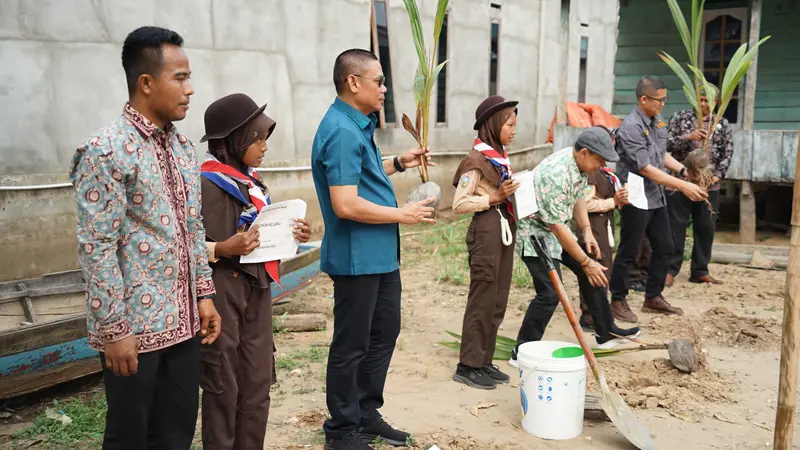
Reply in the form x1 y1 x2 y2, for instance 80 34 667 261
239 199 308 264
510 170 539 219
626 173 649 210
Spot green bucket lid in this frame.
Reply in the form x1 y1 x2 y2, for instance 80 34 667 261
551 346 584 358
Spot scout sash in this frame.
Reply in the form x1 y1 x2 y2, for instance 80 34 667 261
200 154 281 286
473 138 515 223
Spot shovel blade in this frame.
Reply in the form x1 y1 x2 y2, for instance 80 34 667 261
599 389 655 450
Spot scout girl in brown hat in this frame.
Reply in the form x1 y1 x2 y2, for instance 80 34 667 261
451 95 521 390
199 93 312 449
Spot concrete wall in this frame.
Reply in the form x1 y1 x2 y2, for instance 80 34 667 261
0 0 618 282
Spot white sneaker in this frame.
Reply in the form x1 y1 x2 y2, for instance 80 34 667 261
508 357 519 369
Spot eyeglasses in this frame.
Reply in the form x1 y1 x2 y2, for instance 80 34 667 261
353 74 386 87
645 95 667 105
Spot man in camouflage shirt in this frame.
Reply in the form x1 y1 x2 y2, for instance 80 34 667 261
510 128 640 367
665 92 733 286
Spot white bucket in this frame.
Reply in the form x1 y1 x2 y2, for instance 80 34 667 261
518 340 587 440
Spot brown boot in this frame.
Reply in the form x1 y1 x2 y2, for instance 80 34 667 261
665 273 675 287
611 299 639 323
642 295 684 316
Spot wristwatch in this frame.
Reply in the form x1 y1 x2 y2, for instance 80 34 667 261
393 155 406 173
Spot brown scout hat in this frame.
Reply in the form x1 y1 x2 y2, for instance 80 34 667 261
200 93 268 143
473 95 519 130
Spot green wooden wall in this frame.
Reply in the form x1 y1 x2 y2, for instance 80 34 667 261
753 0 800 130
612 0 800 132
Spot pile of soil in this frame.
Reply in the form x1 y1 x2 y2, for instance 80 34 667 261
644 306 781 351
589 358 736 419
407 433 525 450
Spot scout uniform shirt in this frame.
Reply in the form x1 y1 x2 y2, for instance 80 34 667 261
516 147 589 261
615 107 669 210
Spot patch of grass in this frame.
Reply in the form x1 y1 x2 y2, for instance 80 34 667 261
417 218 534 289
12 394 107 449
275 346 330 372
293 386 316 395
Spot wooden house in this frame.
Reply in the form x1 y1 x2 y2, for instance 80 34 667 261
556 0 798 243
614 0 798 242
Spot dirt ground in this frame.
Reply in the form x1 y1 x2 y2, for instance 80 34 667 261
0 221 795 449
259 227 795 450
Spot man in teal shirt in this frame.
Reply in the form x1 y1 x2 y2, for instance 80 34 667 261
311 49 434 450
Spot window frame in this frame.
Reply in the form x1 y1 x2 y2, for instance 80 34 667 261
489 19 501 97
435 10 451 127
370 0 398 128
698 8 748 127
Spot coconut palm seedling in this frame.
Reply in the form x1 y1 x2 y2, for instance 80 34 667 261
401 0 449 209
658 0 769 198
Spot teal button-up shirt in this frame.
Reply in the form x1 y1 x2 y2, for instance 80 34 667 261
311 97 400 276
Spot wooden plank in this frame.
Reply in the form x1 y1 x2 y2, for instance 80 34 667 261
278 246 320 277
0 337 97 377
782 132 799 183
742 0 761 131
614 75 682 90
727 129 753 180
752 131 784 182
20 296 36 324
27 283 86 298
755 122 800 131
615 46 685 62
753 107 800 123
0 314 86 359
741 181 757 245
0 287 27 303
755 91 800 107
615 61 675 76
0 357 101 401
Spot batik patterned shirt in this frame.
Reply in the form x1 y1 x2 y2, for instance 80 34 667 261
666 109 734 190
516 147 588 260
70 104 216 353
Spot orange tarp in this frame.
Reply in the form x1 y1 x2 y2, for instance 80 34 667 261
546 102 622 144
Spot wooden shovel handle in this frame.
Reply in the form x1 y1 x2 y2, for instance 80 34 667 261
547 270 603 383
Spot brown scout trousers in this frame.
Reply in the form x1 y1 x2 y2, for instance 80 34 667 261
459 207 516 368
201 268 276 450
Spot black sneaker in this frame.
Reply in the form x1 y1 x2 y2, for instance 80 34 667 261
325 431 374 450
482 363 510 384
358 416 410 447
452 364 497 390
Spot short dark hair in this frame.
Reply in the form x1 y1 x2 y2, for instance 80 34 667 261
332 49 379 94
122 26 184 96
635 76 667 99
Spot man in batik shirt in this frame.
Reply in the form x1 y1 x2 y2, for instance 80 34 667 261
665 91 733 286
70 26 221 450
510 128 640 368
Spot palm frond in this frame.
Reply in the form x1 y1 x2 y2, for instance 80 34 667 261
721 36 770 102
666 0 694 64
658 52 696 95
683 85 700 111
402 0 428 76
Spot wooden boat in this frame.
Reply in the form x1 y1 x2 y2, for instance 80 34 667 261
0 241 321 400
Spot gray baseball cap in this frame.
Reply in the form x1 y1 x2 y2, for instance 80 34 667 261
574 127 619 162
